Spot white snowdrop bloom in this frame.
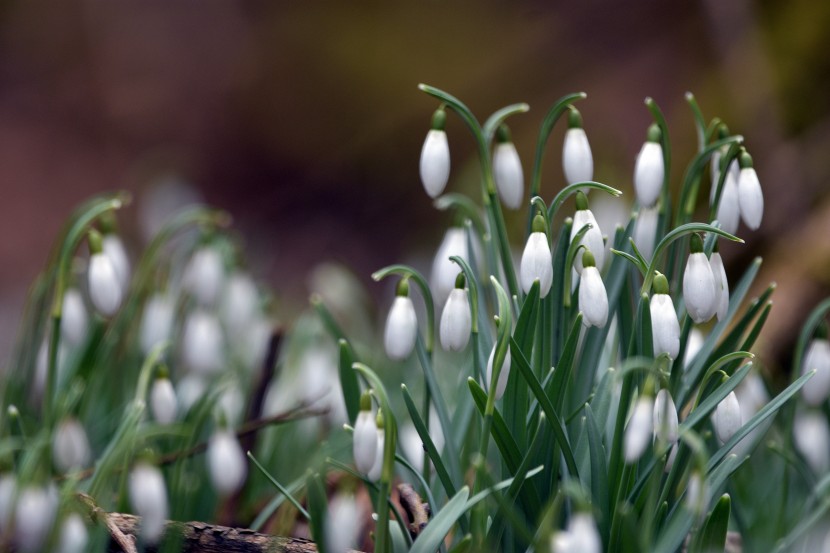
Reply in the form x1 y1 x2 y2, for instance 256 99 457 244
624 395 654 463
218 384 246 426
419 109 451 198
150 376 178 425
486 343 511 400
737 152 764 230
325 493 364 553
713 391 742 444
60 288 88 347
221 272 260 339
182 309 224 375
0 474 16 534
634 124 664 207
550 531 573 553
207 429 247 495
578 251 608 328
439 284 472 352
353 396 378 474
571 192 605 273
183 246 224 307
633 206 659 262
103 233 131 292
14 485 58 553
88 231 123 317
653 389 679 446
663 443 679 473
684 328 705 368
367 414 385 482
650 274 680 358
140 293 175 355
129 463 168 544
56 513 88 553
430 227 468 308
399 409 444 470
565 512 602 553
709 249 730 322
801 336 830 406
34 338 68 400
715 170 740 235
682 235 717 323
562 109 593 185
794 410 830 474
686 471 707 515
383 281 418 360
176 374 207 414
710 145 725 204
52 418 91 473
493 125 524 210
520 215 553 297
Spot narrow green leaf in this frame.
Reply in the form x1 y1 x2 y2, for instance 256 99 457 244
550 314 583 412
467 379 523 472
248 452 310 520
306 471 329 553
691 494 731 553
338 339 361 423
409 487 471 553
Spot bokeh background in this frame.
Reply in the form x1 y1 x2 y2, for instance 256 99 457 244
1 0 829 382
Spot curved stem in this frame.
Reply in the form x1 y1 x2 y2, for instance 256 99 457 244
483 103 530 146
547 181 622 222
372 264 435 354
529 92 587 201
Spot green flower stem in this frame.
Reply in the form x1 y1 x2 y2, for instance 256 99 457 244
483 103 531 147
546 181 622 222
530 196 552 236
684 92 707 152
433 194 488 238
676 135 743 226
562 223 591 309
372 264 435 353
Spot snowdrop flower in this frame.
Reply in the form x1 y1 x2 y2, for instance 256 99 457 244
176 374 207 414
709 124 730 204
439 275 472 351
737 150 764 230
686 471 707 515
384 280 418 360
801 330 830 405
367 410 386 482
353 392 378 474
683 234 717 323
565 512 602 553
633 206 659 262
218 384 246 427
562 108 593 185
624 394 654 463
578 250 608 328
520 214 553 297
129 463 168 544
653 389 679 446
571 191 605 273
709 245 730 321
52 417 91 473
60 288 88 347
182 309 224 375
650 273 680 358
419 108 451 198
87 230 122 317
150 373 178 425
14 485 58 553
207 428 247 495
431 227 468 307
634 123 664 207
793 410 830 474
715 170 740 235
713 391 742 444
486 342 511 401
140 292 175 354
399 409 443 469
103 232 131 292
183 245 224 307
684 328 705 369
493 124 524 210
56 513 88 553
325 493 364 553
221 272 260 336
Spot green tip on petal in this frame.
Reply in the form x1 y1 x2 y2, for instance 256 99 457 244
431 108 447 131
690 233 704 254
567 107 583 129
653 272 670 295
454 272 466 289
496 124 511 144
375 408 385 429
582 249 596 268
717 123 729 140
647 123 662 143
396 278 410 297
643 377 656 398
739 150 753 169
575 190 589 211
156 363 170 380
88 229 104 255
816 322 829 341
532 213 546 234
359 390 372 412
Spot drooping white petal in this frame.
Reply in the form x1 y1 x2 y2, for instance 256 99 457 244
176 375 207 414
182 310 224 375
150 377 178 425
14 485 58 553
562 127 593 185
653 389 679 445
566 513 602 553
60 288 88 347
493 142 524 210
56 513 88 553
715 171 740 235
439 288 472 351
684 328 705 368
738 167 764 230
53 418 91 473
88 253 123 317
520 232 553 297
571 210 605 273
140 293 175 355
650 294 680 358
709 252 730 321
633 206 659 262
624 396 654 462
353 410 379 474
794 410 830 474
129 463 168 544
207 430 247 495
384 296 418 360
486 344 511 400
713 391 742 444
325 494 364 553
634 141 664 207
367 429 385 482
430 228 468 307
420 129 451 198
801 338 830 405
579 266 608 328
221 272 260 337
183 247 224 307
683 253 717 323
103 234 131 292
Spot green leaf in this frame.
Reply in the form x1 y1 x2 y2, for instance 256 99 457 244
306 470 329 553
585 405 610 534
248 452 310 520
448 535 472 553
529 92 587 201
338 339 361 423
467 378 523 472
550 314 583 412
311 294 347 342
690 494 731 553
409 486 471 553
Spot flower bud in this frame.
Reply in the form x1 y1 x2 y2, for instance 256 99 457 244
430 227 468 308
520 215 553 298
713 391 742 444
221 272 260 336
140 293 175 354
715 170 740 235
562 109 593 185
129 463 168 544
325 493 364 553
737 151 763 230
794 410 830 475
801 336 830 405
565 512 602 553
571 192 605 273
633 206 659 262
88 230 123 317
650 274 680 358
709 249 729 322
439 282 472 352
56 513 89 553
183 246 224 307
207 429 247 495
353 394 378 474
60 288 88 347
14 485 58 553
103 233 131 292
150 375 178 425
420 109 451 198
624 395 653 463
682 235 717 323
367 411 385 482
486 343 511 401
493 125 524 210
182 309 224 375
653 389 679 445
685 471 707 515
383 281 418 360
578 251 608 328
176 374 207 414
633 124 664 207
53 418 91 473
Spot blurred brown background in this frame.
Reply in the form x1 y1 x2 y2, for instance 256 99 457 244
1 0 829 378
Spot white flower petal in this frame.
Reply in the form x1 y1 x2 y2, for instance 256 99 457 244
567 513 602 553
738 167 763 230
353 411 379 474
571 210 605 273
634 141 664 207
430 228 468 308
88 253 123 316
801 339 830 405
633 206 659 262
384 296 418 360
624 397 653 462
653 389 679 444
367 430 385 482
520 232 553 297
182 310 224 375
439 289 472 351
683 252 717 323
493 142 524 210
420 129 450 198
650 294 680 358
150 378 178 425
715 172 740 235
325 494 364 553
56 513 88 553
53 418 91 473
60 288 88 347
562 128 593 185
709 252 729 321
794 411 830 474
183 247 224 307
103 234 131 292
486 344 511 400
207 430 247 495
579 266 608 328
14 485 58 553
713 391 742 444
140 293 175 355
129 464 168 543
